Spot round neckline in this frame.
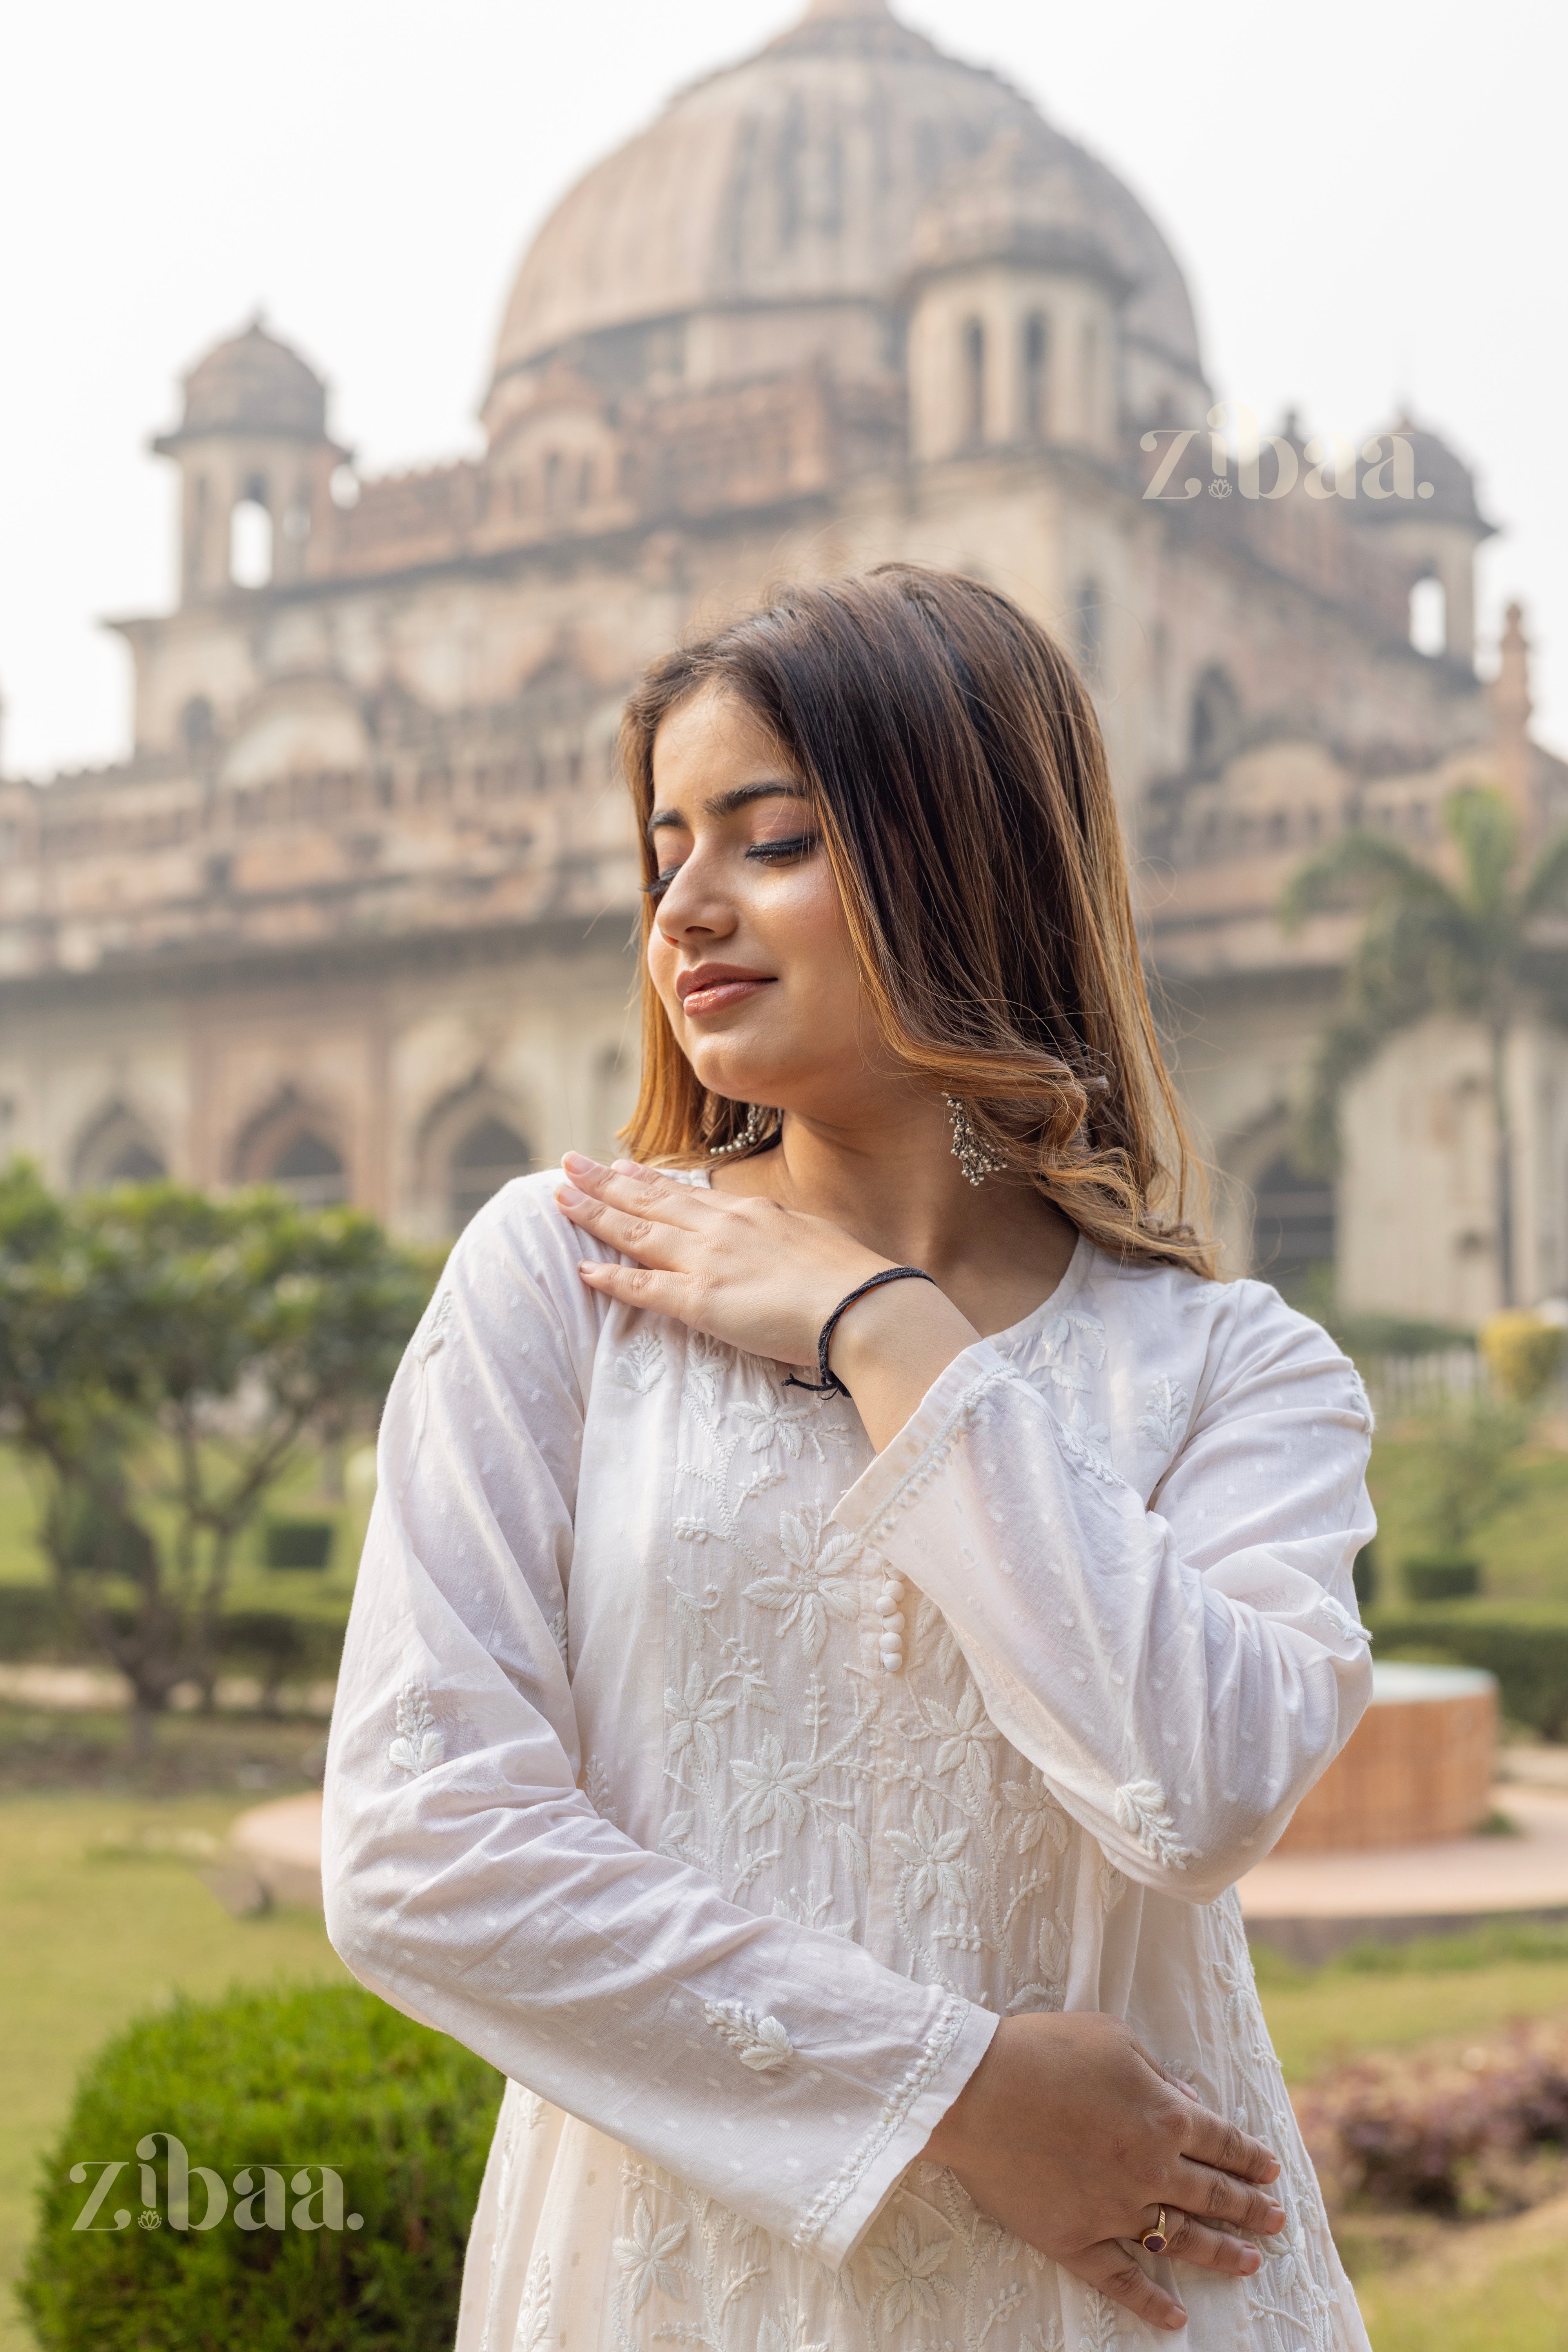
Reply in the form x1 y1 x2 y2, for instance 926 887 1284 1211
690 1160 1094 1351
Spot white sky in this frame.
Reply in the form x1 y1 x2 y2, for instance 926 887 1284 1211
2 0 1563 780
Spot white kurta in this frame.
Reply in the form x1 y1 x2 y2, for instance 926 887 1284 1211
323 1169 1376 2352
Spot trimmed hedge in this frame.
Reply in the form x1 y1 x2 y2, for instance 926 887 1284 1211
21 1983 503 2351
0 1586 348 1686
1401 1555 1482 1603
1369 1602 1568 1740
265 1517 337 1571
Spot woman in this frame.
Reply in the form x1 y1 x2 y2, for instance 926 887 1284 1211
324 567 1375 2352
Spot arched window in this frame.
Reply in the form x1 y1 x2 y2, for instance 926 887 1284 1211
1073 579 1102 675
543 452 563 514
230 479 273 588
1410 573 1446 658
1189 665 1241 768
72 1104 168 1191
1080 318 1100 437
448 1116 532 1232
1250 1154 1336 1293
268 1131 346 1209
104 1142 166 1183
180 696 215 752
962 318 986 444
1022 312 1050 439
577 455 595 506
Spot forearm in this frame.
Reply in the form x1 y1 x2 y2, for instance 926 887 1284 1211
827 1278 980 1452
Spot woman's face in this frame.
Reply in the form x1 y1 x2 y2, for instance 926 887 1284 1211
646 684 893 1122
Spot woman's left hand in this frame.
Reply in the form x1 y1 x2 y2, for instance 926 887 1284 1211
553 1156 978 1443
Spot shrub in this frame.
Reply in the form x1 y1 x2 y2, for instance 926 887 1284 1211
21 1983 503 2351
1401 1554 1482 1602
1352 1540 1378 1608
1295 2018 1568 2218
0 1589 348 1691
265 1517 337 1571
1479 1310 1566 1404
1369 1602 1568 1739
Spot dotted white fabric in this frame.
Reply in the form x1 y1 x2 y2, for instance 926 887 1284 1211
322 1171 1376 2352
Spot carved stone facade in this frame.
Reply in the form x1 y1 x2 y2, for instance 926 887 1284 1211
2 0 1564 1303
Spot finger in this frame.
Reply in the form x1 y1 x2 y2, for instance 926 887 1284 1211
1173 2104 1280 2185
1152 2209 1264 2279
1060 2243 1185 2334
555 1185 690 1269
1171 2157 1286 2238
562 1154 705 1230
574 1259 690 1315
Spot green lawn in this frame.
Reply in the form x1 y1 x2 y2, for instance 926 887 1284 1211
5 1786 1568 2348
1367 1434 1568 1605
0 1792 345 2352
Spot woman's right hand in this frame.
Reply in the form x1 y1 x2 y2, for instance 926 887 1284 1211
920 2011 1287 2333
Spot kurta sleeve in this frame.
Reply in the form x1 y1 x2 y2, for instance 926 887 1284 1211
830 1276 1375 1904
321 1176 994 2270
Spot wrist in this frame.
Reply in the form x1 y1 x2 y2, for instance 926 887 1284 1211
827 1276 974 1392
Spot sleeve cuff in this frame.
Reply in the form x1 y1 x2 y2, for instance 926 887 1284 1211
832 1342 1016 1557
796 1996 998 2270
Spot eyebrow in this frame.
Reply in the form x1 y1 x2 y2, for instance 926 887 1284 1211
647 778 807 838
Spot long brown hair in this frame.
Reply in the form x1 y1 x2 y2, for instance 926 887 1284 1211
618 564 1214 1277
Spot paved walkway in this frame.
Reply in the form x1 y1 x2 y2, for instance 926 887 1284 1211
223 1785 1568 1955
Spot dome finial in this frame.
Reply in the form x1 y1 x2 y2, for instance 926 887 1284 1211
800 0 895 18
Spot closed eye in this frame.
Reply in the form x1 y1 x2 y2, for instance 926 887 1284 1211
745 834 818 866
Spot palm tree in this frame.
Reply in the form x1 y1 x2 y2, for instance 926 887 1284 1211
1280 785 1568 1306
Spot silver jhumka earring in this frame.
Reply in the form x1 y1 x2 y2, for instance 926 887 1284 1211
709 1104 774 1156
943 1096 1006 1186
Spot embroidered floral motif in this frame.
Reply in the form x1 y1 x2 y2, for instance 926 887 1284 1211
733 1396 816 1458
614 2198 688 2312
732 1733 817 1831
665 1661 737 1774
867 2214 954 2326
387 1681 444 1776
1113 1779 1194 1871
547 1606 569 1668
887 1797 969 1911
1078 2287 1122 2351
516 2251 551 2352
703 1999 794 2072
1137 1374 1190 1453
584 1756 620 1827
743 1505 859 1661
614 1330 665 1394
925 1682 1002 1806
1318 1592 1371 1646
1001 1771 1070 1857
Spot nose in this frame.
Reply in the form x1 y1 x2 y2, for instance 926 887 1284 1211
655 858 736 946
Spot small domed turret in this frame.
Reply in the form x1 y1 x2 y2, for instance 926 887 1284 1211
171 317 330 443
153 318 348 603
1354 414 1494 669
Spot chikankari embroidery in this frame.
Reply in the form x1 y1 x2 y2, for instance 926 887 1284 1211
387 1680 444 1777
702 2000 794 2072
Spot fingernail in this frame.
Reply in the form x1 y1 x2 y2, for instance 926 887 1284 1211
563 1151 598 1174
555 1184 587 1207
610 1158 644 1174
1241 2252 1261 2274
1264 2205 1285 2229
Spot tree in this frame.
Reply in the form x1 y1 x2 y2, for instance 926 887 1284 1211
1279 786 1568 1306
0 1164 435 1755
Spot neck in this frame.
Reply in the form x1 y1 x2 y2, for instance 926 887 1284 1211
719 1094 1076 1298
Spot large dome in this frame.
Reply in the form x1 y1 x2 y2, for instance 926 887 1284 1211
488 0 1201 405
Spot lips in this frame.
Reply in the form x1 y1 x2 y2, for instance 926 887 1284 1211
676 964 776 1018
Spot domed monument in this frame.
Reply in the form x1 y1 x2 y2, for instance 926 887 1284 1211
2 0 1563 1310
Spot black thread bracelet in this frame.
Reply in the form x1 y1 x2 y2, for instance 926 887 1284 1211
784 1266 937 1398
